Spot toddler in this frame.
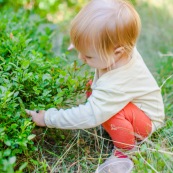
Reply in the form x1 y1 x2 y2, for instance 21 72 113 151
26 0 165 172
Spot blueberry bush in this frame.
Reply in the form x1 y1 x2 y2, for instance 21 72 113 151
0 7 91 172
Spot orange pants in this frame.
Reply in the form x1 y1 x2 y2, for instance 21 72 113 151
102 103 152 150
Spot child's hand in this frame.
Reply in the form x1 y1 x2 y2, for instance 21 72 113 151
25 109 46 127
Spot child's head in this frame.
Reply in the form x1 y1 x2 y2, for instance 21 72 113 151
70 0 141 67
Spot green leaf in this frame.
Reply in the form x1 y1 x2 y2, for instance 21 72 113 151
4 140 11 146
0 128 4 133
55 97 63 104
0 86 7 93
27 134 36 140
60 135 65 139
9 156 16 164
140 144 147 152
42 73 52 81
18 97 25 111
21 60 30 69
14 91 19 97
19 162 28 171
3 149 11 157
25 38 32 45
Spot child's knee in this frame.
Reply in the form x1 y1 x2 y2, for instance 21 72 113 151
102 120 135 149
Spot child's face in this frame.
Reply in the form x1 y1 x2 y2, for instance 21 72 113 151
69 43 127 70
78 50 115 70
68 44 107 69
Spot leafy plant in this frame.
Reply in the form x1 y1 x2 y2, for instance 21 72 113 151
0 7 92 172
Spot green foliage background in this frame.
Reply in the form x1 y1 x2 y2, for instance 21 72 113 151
0 4 91 172
0 0 173 172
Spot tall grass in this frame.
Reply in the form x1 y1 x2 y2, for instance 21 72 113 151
136 0 173 74
131 0 173 172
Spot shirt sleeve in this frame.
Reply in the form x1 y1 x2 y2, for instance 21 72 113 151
44 85 132 129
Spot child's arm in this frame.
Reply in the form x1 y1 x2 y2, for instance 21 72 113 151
26 87 131 129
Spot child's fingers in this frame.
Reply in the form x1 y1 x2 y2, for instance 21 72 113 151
25 109 46 126
25 109 37 116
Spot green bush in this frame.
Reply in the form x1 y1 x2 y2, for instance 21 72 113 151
0 0 137 22
0 0 89 21
0 7 91 172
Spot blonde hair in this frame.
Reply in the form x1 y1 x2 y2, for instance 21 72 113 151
70 0 141 61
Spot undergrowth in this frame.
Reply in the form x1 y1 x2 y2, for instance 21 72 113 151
0 7 92 172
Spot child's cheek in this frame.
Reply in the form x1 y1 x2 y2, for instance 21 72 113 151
78 54 86 63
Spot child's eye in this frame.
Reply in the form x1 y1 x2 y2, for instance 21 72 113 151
85 56 92 59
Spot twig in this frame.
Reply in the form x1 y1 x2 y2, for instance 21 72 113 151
138 151 159 173
82 129 173 156
158 52 173 57
160 74 173 88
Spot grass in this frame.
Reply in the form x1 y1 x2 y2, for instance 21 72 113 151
136 0 173 75
133 0 173 172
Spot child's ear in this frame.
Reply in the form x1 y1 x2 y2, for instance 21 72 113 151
68 43 74 51
114 47 125 56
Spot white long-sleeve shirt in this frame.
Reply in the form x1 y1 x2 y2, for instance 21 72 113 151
44 48 165 132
